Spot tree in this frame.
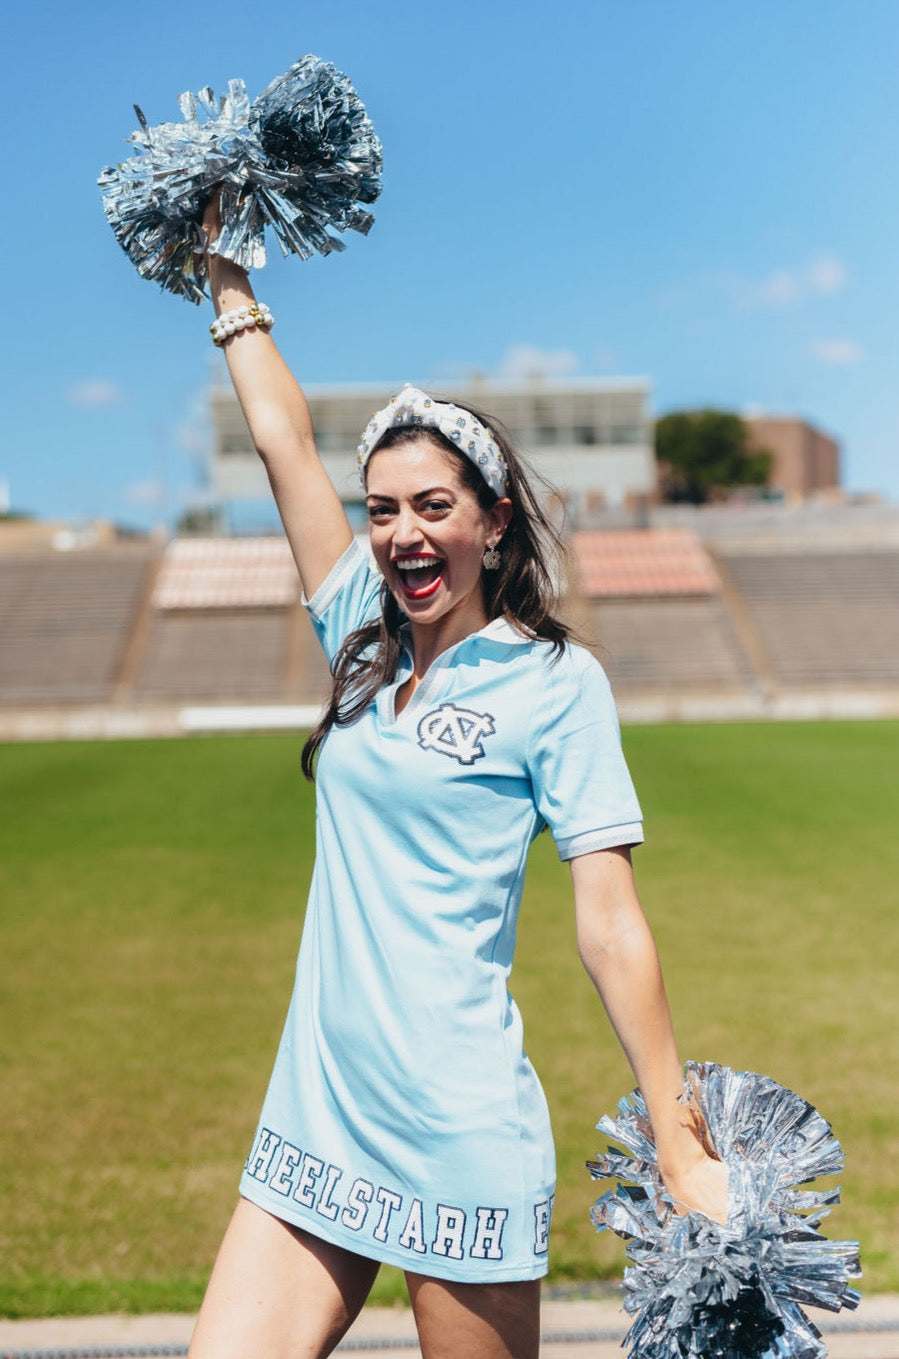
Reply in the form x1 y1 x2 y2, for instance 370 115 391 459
175 506 223 535
655 410 772 504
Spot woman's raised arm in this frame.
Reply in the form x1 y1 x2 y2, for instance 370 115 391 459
570 847 729 1224
203 199 354 598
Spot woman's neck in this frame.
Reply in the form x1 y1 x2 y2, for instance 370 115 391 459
407 602 489 680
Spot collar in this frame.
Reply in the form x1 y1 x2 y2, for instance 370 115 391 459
398 614 534 654
477 616 534 646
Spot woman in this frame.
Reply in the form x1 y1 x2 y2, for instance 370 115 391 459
189 200 728 1359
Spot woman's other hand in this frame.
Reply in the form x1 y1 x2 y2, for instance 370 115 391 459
658 1137 730 1225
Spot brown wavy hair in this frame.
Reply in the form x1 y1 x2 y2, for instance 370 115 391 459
301 402 570 780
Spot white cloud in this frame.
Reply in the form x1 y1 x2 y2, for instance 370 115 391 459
67 379 125 409
755 269 803 306
810 338 864 366
125 478 166 506
723 252 848 309
806 253 846 294
499 344 579 379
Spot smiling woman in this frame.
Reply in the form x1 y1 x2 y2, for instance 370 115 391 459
181 194 728 1359
367 439 500 616
300 404 568 760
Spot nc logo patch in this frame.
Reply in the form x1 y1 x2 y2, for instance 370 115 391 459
417 703 496 765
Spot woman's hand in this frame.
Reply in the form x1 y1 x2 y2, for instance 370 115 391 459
658 1133 730 1225
201 188 223 249
202 187 252 304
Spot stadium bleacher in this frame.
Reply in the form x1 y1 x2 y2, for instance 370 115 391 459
582 598 757 694
133 536 327 704
569 529 758 696
715 547 899 688
2 519 898 735
0 546 157 705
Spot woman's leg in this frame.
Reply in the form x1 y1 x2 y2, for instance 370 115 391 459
188 1197 380 1359
405 1272 540 1359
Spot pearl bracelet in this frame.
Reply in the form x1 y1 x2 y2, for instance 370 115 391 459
210 303 274 346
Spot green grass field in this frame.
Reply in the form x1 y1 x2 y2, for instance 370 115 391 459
1 721 897 1316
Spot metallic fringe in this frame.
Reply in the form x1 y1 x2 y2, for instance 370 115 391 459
588 1062 861 1359
98 55 382 303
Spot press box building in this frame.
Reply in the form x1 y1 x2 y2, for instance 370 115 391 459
209 376 656 526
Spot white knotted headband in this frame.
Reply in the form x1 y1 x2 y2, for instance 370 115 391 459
356 385 509 499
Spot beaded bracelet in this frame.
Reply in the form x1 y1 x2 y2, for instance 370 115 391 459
210 303 274 346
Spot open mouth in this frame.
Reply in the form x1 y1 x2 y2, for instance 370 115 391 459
393 555 445 599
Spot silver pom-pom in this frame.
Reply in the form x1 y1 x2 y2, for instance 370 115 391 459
98 55 383 304
588 1062 861 1359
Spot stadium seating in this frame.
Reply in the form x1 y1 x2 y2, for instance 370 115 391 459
0 547 156 704
570 529 757 694
3 526 898 722
717 548 899 687
133 607 331 703
152 536 299 609
134 611 292 701
131 537 330 703
581 598 756 693
572 528 720 597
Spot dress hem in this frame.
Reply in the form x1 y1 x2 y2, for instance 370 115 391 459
237 1182 551 1284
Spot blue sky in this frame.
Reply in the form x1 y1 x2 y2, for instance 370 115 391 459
3 0 899 529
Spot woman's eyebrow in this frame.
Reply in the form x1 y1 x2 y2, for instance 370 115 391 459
412 485 455 500
365 485 456 502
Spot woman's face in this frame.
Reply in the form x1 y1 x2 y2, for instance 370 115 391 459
365 437 511 634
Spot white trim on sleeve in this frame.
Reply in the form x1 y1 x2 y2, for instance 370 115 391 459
303 539 368 619
556 822 645 861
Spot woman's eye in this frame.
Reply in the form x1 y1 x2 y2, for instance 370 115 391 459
367 505 392 520
423 500 451 514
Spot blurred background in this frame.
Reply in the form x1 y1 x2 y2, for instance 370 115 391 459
1 0 897 1321
2 0 899 729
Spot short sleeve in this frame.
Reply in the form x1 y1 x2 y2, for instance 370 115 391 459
526 648 643 860
304 539 384 665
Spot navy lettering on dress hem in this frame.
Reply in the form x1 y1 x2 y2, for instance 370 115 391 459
470 1205 508 1260
341 1177 374 1231
398 1197 428 1254
316 1164 344 1221
244 1127 538 1267
246 1127 282 1183
294 1153 325 1208
270 1141 303 1196
533 1196 553 1255
431 1203 467 1259
373 1187 403 1243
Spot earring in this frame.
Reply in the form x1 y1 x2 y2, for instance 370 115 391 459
482 545 501 570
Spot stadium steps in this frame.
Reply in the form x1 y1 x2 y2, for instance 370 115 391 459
717 548 899 687
709 548 780 698
111 553 166 701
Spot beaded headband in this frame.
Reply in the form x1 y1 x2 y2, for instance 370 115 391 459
357 385 509 499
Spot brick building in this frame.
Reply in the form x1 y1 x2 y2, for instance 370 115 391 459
745 416 840 499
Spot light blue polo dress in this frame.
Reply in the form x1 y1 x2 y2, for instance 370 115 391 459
239 541 643 1281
